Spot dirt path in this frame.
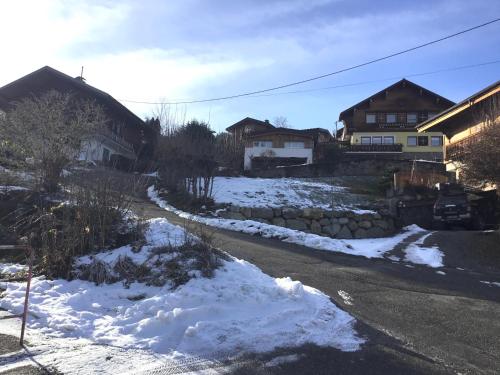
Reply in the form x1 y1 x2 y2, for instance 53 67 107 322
134 197 500 375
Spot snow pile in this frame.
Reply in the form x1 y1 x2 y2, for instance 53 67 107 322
148 186 426 259
403 232 444 268
0 263 26 275
0 216 364 362
0 185 29 193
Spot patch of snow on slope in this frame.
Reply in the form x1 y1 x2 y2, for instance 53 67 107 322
0 263 27 275
0 217 364 372
403 232 444 268
209 177 372 212
148 186 425 259
480 280 500 287
0 260 363 356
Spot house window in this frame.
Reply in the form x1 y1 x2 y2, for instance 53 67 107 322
360 136 371 145
431 136 443 146
372 136 382 144
418 136 429 146
407 113 417 124
386 113 397 123
253 140 272 147
418 112 428 122
284 141 304 148
407 136 417 147
366 113 376 124
383 136 395 144
102 148 110 162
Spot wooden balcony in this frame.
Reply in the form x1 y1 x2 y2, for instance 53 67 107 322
377 122 418 129
342 143 403 153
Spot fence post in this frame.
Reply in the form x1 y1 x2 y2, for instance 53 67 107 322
19 245 33 346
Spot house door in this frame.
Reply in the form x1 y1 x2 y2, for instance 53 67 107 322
102 148 110 162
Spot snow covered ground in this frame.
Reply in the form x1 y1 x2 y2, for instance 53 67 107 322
0 217 364 374
149 186 442 264
210 176 373 212
402 233 444 268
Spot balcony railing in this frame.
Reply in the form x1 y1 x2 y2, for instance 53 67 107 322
377 123 418 129
95 127 135 155
342 143 403 153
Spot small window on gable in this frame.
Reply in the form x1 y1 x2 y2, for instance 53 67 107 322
372 136 382 144
360 136 371 145
407 113 417 124
366 113 376 124
386 113 396 123
253 140 272 148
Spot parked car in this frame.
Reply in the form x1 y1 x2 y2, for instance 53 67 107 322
432 183 497 230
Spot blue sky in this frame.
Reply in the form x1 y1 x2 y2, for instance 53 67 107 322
0 0 499 133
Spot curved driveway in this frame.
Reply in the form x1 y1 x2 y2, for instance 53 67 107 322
135 198 500 375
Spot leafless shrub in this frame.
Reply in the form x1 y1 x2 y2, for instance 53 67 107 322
0 91 107 192
76 259 116 285
461 95 500 188
29 172 146 279
156 120 218 207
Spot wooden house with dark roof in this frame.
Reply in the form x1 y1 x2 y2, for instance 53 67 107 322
0 66 158 168
417 80 499 183
228 116 333 170
338 79 455 161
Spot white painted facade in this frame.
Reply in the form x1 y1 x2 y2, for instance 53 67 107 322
244 146 313 170
78 131 136 163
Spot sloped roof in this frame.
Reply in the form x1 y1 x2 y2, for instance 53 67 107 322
247 127 314 139
0 66 145 129
338 78 455 121
226 117 275 132
417 80 500 133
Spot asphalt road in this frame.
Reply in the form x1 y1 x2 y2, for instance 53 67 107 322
134 199 500 375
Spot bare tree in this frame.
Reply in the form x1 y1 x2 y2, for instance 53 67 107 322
461 95 500 187
157 120 217 203
273 116 291 128
0 90 107 192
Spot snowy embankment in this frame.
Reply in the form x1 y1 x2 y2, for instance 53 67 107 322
148 186 429 260
0 217 363 373
210 177 344 209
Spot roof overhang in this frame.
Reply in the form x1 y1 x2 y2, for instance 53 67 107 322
418 83 499 133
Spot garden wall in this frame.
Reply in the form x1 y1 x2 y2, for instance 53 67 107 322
217 205 397 239
246 158 446 179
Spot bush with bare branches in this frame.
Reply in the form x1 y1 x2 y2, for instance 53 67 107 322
461 95 500 188
0 90 107 192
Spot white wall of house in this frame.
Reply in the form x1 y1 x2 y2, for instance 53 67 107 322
78 137 132 163
244 146 313 170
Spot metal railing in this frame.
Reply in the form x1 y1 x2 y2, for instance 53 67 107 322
96 127 135 153
342 143 403 152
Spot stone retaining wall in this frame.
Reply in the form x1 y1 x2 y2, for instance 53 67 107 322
218 206 397 239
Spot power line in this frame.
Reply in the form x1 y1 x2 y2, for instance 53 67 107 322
244 59 500 98
120 18 500 105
